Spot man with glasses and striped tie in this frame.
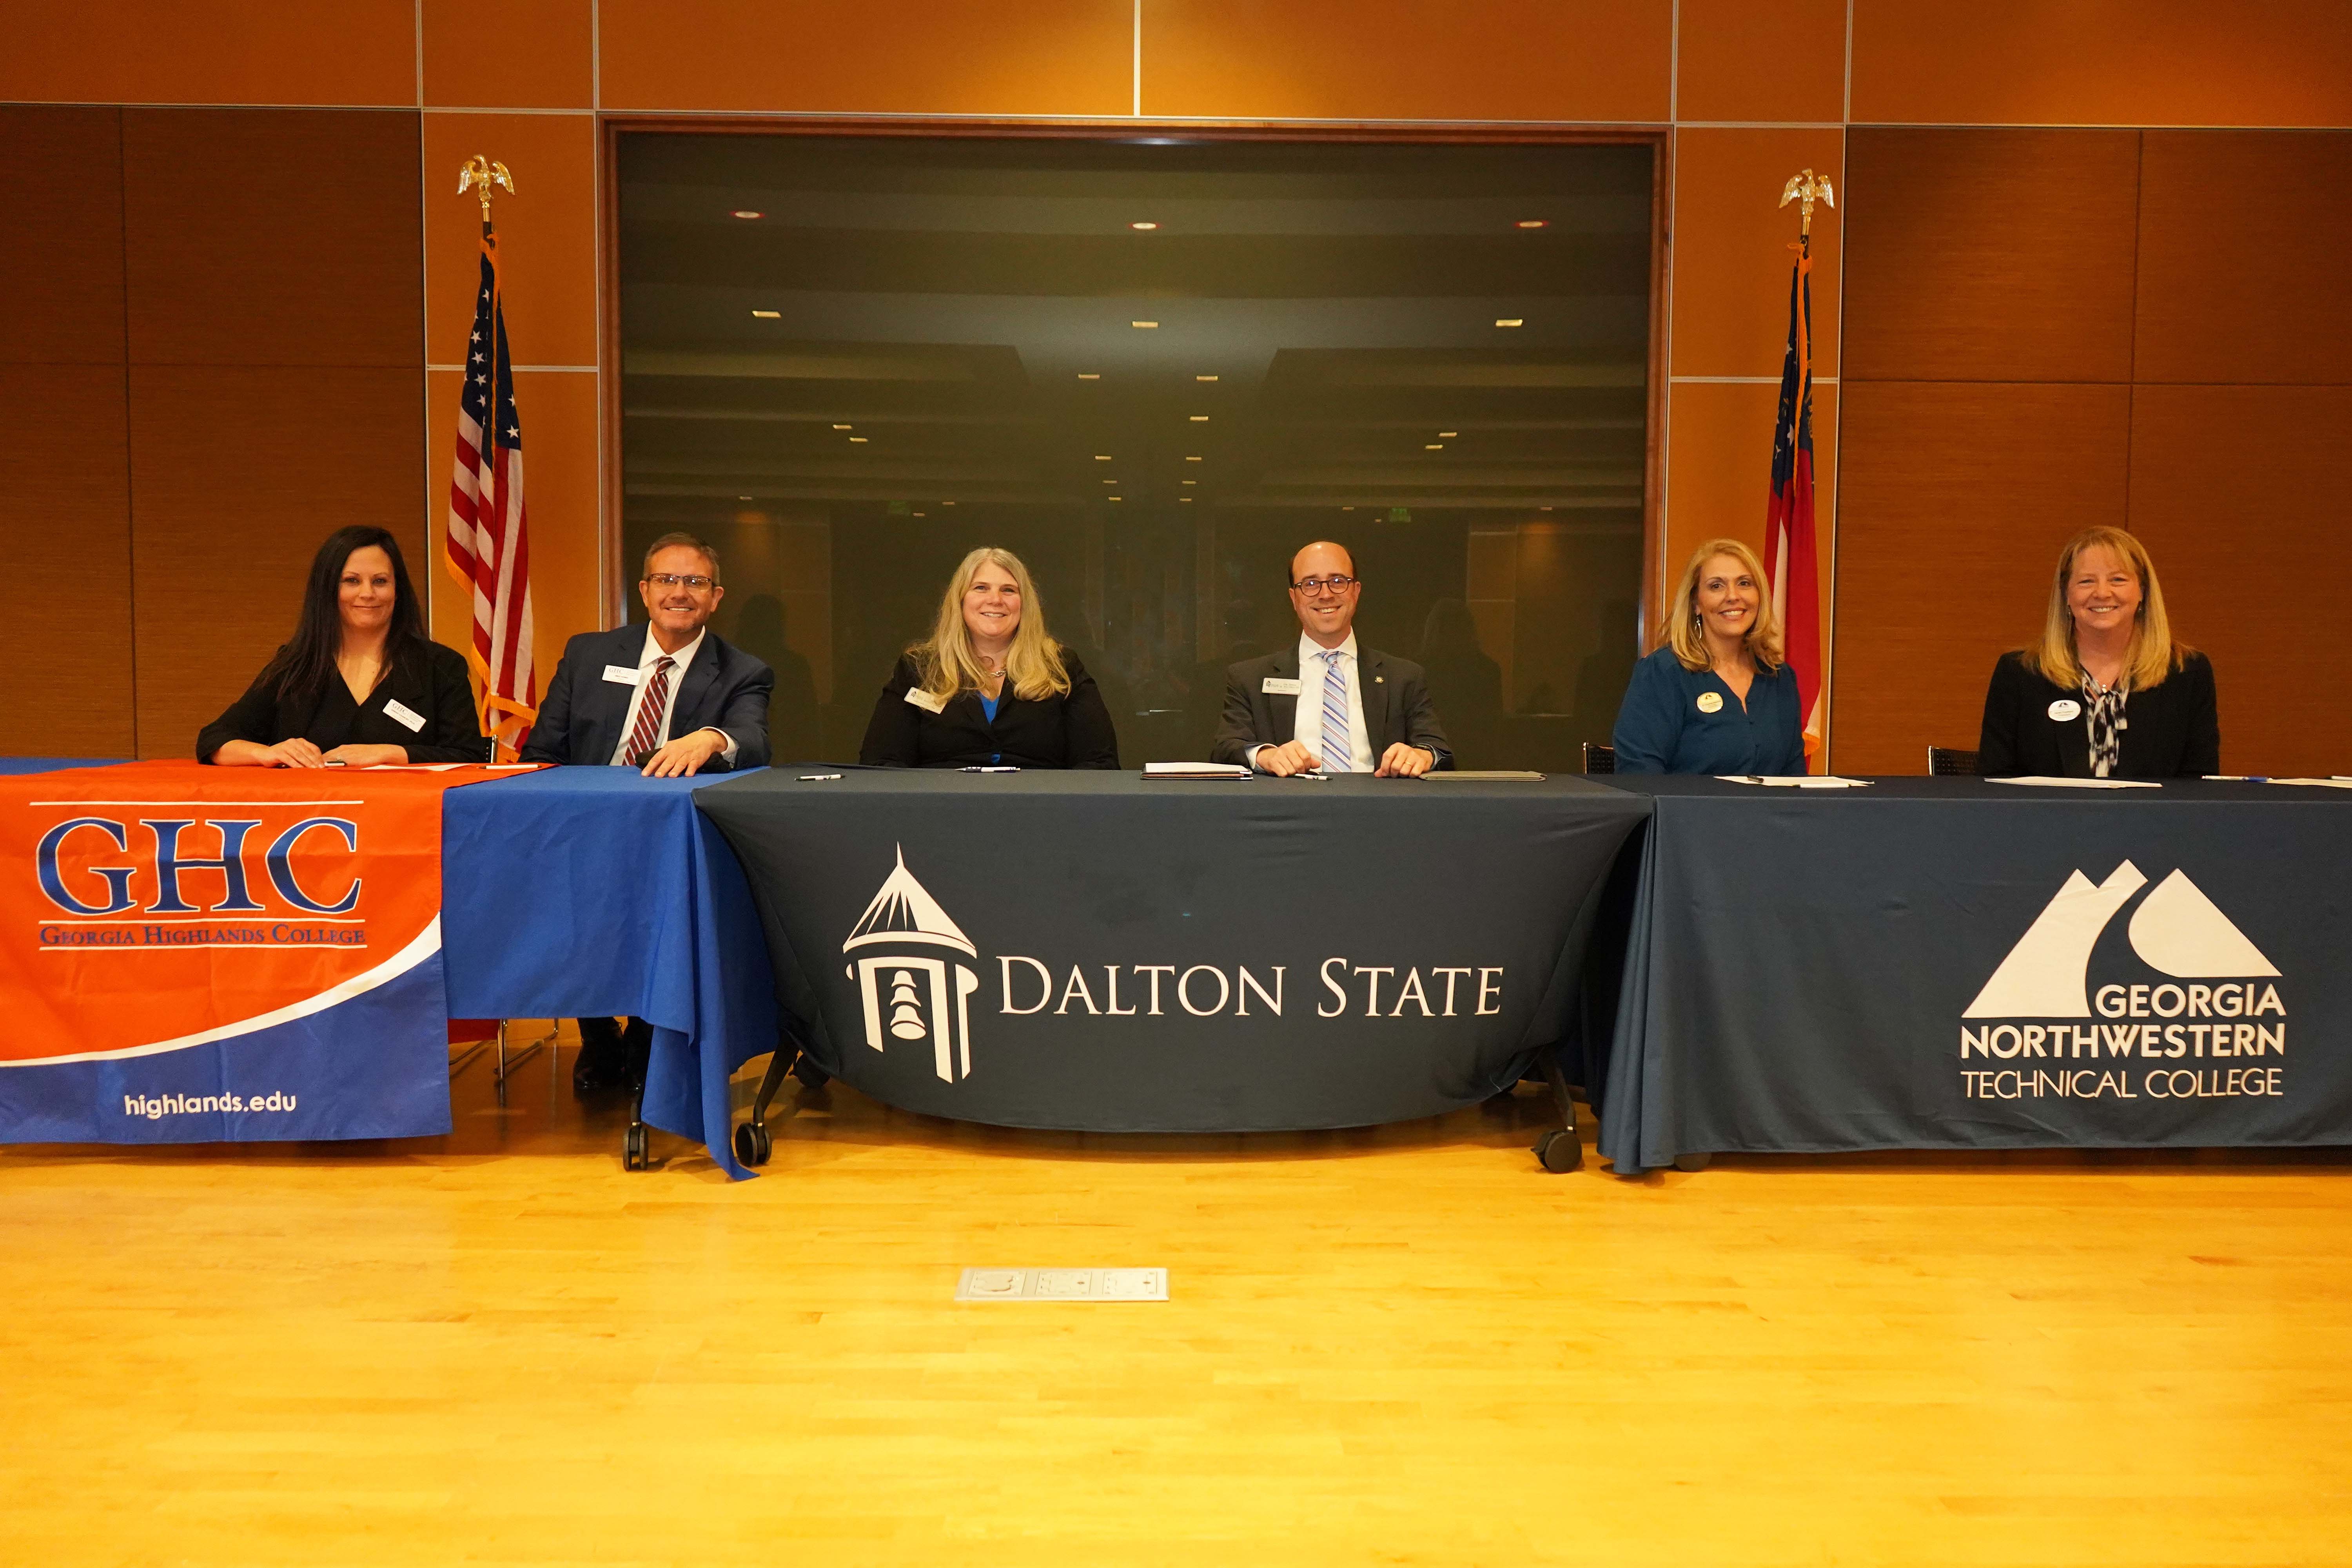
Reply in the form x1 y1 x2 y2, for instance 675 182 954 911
1212 541 1452 779
523 531 774 1090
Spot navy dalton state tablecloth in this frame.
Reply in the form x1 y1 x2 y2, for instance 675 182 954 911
693 768 1650 1132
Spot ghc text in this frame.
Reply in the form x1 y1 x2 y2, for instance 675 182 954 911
36 817 363 917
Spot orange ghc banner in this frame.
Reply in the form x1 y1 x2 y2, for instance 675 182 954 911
2 762 515 1145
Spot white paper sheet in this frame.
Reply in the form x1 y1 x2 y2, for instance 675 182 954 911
1715 775 1870 788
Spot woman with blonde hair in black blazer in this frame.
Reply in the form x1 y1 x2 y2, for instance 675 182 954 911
1977 526 2218 779
860 546 1119 769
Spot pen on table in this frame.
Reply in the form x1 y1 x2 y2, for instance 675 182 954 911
798 773 843 781
2203 775 2270 782
961 765 1019 773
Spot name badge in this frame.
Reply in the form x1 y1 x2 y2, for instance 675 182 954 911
602 664 642 686
2048 699 2082 721
904 688 947 714
381 698 426 734
1696 691 1724 714
1262 677 1302 696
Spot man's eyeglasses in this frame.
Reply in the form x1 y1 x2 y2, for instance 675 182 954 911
645 573 716 592
1291 575 1358 596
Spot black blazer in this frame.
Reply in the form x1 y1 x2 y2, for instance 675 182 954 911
198 639 485 764
521 624 773 769
1210 644 1453 769
1976 650 2220 779
860 652 1120 769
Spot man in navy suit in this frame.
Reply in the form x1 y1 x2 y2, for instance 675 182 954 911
523 531 774 1088
1211 541 1451 777
524 532 773 778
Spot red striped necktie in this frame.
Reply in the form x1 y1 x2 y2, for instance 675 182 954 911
624 655 676 767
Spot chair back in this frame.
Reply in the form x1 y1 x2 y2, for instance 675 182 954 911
1926 745 1979 777
1581 742 1616 775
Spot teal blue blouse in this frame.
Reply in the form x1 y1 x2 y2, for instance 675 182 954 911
1611 646 1806 775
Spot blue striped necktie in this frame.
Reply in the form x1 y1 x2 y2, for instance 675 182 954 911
1318 650 1352 773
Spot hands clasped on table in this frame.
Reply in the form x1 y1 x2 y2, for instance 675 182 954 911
1252 739 1435 778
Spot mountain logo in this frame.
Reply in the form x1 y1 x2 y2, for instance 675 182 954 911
842 846 981 1083
1963 860 2278 1019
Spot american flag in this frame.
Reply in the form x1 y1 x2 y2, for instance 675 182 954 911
1765 233 1824 765
445 223 537 755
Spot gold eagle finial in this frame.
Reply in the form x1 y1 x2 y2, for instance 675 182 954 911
1779 168 1835 235
457 156 515 223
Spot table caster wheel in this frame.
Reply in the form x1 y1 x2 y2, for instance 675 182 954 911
622 1123 650 1171
733 1120 772 1167
1534 1128 1583 1173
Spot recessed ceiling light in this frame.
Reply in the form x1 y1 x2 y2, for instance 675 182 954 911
1078 373 1101 380
731 209 763 220
1108 496 1122 501
1188 415 1208 422
1102 479 1117 485
913 511 925 517
1515 219 1546 229
1439 431 1458 437
1131 320 1158 328
1180 496 1192 503
1129 221 1159 230
1540 505 1554 511
1181 479 1196 485
1195 374 1218 381
849 436 868 443
1425 443 1444 450
833 423 853 430
1343 506 1355 511
942 501 955 506
1185 456 1202 462
737 494 752 500
1095 454 1113 461
1496 318 1524 328
751 309 780 319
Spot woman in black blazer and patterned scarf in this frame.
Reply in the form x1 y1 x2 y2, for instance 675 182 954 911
1977 526 2218 779
860 546 1119 769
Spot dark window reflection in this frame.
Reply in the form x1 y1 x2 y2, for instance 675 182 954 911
617 133 1651 769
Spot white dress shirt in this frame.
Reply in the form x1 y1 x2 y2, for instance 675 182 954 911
1250 631 1376 773
607 626 737 767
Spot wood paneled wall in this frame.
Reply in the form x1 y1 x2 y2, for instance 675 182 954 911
1835 128 2352 776
0 107 133 757
2 4 2349 765
0 107 423 759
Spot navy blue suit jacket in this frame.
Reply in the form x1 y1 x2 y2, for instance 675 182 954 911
521 624 773 770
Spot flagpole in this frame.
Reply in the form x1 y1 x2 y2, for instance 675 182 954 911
454 156 517 753
1770 169 1834 769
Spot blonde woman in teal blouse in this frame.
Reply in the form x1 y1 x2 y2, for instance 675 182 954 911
1612 538 1805 775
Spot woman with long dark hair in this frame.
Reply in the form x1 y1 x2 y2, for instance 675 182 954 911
200 526 485 766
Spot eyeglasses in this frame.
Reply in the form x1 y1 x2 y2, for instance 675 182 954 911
645 573 716 592
1291 575 1358 596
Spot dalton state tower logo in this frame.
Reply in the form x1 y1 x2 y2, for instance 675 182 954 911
843 846 980 1083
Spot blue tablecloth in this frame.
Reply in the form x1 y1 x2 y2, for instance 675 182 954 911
441 766 779 1179
0 758 119 774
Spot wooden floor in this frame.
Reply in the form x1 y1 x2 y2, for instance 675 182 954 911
5 1034 2351 1567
